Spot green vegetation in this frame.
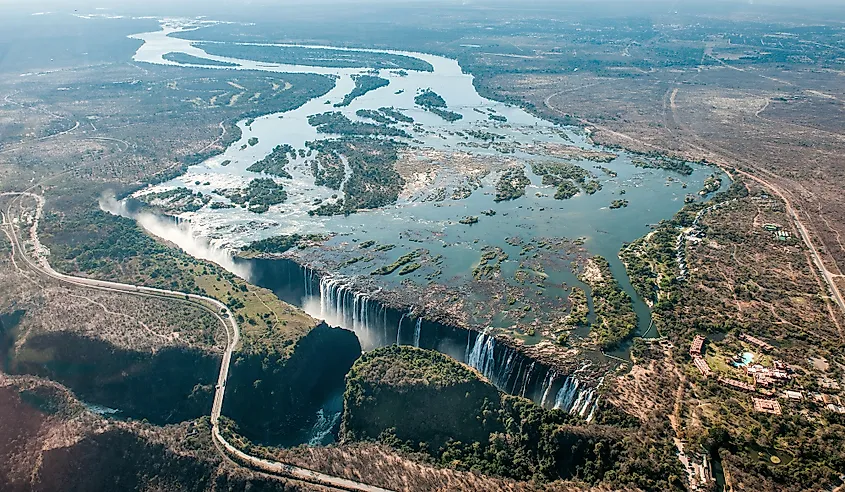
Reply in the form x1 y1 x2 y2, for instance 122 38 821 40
335 75 390 107
700 173 722 195
473 246 508 279
582 179 602 195
306 138 405 214
371 249 423 275
197 43 434 72
631 156 694 175
494 167 531 202
137 187 211 213
355 109 393 125
596 166 617 177
246 144 295 178
308 111 411 138
221 178 287 213
378 106 414 123
247 137 259 146
342 345 503 450
239 233 329 256
458 215 479 225
398 262 421 275
161 52 239 67
610 199 629 209
466 129 505 141
308 144 345 190
429 108 463 122
415 88 463 122
554 180 580 200
209 202 234 209
40 209 316 357
342 346 682 488
581 257 637 349
414 88 447 108
531 160 597 198
563 287 590 330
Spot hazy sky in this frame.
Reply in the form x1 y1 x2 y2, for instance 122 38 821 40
2 0 844 17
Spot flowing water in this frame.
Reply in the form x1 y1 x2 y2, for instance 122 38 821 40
113 19 730 442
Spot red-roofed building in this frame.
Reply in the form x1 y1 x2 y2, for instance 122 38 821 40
690 335 706 357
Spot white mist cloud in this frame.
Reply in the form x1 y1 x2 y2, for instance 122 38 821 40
99 192 252 281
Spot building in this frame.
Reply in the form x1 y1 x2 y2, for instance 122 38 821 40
784 390 803 401
690 335 706 357
693 357 713 377
753 398 782 415
740 333 774 352
753 373 774 387
719 377 755 392
746 364 789 379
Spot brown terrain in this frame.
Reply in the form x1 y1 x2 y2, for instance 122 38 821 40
496 62 845 317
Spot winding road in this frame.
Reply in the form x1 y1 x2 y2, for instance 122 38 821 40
544 91 845 327
1 191 392 492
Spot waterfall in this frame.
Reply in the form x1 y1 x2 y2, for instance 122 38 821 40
299 267 601 420
307 408 342 446
540 371 558 408
520 362 536 398
553 376 581 413
585 398 599 423
381 304 387 342
496 350 516 391
413 318 422 347
314 274 383 349
466 331 497 382
396 311 408 345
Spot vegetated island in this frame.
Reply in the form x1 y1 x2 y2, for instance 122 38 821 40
579 256 637 349
494 167 531 202
414 88 463 122
335 75 390 107
219 178 287 213
246 144 296 178
238 233 330 257
531 161 604 199
305 137 405 216
308 111 411 138
161 52 239 67
631 155 694 175
196 43 434 72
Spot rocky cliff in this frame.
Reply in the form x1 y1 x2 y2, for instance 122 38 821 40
6 331 220 424
342 345 502 449
223 322 361 445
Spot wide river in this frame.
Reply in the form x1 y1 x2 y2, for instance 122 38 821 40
126 18 726 346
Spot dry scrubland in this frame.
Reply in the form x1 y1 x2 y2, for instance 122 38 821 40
2 3 845 490
0 375 318 491
500 64 845 311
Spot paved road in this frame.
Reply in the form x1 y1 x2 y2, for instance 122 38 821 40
2 191 392 492
542 94 845 322
734 170 845 318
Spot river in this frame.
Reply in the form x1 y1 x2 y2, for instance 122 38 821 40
115 18 728 442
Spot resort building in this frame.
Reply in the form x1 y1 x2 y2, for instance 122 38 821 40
690 335 706 357
693 357 713 377
753 398 782 415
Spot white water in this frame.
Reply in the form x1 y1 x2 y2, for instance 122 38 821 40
99 193 252 280
124 19 586 250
